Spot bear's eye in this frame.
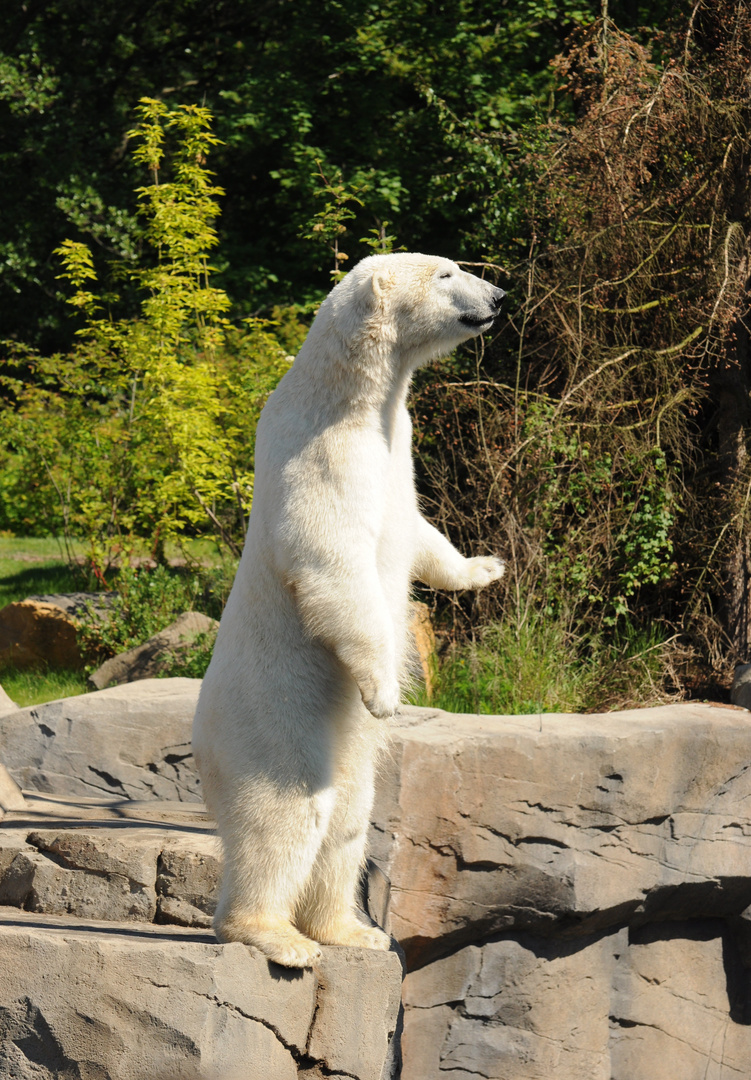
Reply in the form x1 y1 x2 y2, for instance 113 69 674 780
439 272 452 279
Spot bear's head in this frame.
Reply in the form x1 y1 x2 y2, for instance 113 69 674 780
327 252 505 368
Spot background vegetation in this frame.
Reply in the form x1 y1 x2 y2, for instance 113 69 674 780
3 0 750 713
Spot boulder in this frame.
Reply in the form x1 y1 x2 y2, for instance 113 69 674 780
0 599 82 670
25 591 116 619
0 907 403 1080
89 610 219 690
0 684 17 717
0 793 216 927
370 702 751 1080
0 677 202 801
0 794 404 1078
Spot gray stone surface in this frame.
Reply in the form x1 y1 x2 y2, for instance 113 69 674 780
0 677 202 800
89 611 219 690
0 792 393 941
0 683 18 717
371 702 751 964
0 763 24 813
9 682 748 1078
0 793 218 927
0 907 403 1080
26 591 116 618
369 701 751 1080
731 661 751 709
402 921 751 1080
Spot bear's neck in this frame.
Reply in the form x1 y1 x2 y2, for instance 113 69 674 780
295 318 413 419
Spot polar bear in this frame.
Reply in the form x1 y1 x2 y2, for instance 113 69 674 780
193 252 505 968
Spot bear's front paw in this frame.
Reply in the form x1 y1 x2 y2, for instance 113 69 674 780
362 678 401 719
465 555 505 590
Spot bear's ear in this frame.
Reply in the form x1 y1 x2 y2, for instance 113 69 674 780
371 268 394 300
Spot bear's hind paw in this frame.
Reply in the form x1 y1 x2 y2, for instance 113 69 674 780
216 914 322 968
310 921 391 952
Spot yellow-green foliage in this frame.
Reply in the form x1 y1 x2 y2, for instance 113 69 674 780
1 99 293 554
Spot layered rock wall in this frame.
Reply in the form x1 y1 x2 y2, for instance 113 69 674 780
370 703 751 1079
0 682 403 1080
3 681 751 1078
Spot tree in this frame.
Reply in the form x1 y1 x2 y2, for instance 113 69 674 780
0 0 679 352
0 99 292 557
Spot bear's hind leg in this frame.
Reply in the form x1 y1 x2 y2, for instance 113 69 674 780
294 754 390 952
213 783 336 968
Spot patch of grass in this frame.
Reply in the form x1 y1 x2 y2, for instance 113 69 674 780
0 535 233 701
0 563 85 609
0 535 87 608
409 614 671 715
0 666 88 708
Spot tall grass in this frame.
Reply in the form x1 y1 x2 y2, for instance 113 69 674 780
410 613 672 715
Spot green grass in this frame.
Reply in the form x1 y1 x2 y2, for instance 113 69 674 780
0 535 233 706
0 535 86 607
0 534 227 706
1 667 88 708
408 614 670 715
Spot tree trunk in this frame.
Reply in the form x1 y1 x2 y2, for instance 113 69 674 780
717 289 751 660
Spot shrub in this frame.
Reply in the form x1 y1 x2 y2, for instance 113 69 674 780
0 99 295 557
77 557 234 673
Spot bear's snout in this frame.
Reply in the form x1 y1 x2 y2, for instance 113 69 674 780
490 285 506 310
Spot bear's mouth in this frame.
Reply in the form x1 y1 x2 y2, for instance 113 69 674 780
459 312 496 328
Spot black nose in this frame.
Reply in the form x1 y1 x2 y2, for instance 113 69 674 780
492 286 506 309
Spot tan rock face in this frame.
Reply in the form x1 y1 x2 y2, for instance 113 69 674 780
0 908 403 1080
408 601 436 697
0 600 82 670
370 702 751 1080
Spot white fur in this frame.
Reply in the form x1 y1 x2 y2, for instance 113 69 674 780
193 253 505 967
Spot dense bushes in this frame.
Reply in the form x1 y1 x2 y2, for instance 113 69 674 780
415 2 751 697
3 2 751 710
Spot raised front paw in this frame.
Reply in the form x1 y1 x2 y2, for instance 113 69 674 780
361 677 401 719
465 555 505 590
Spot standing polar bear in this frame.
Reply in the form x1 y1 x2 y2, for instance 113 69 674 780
193 252 505 968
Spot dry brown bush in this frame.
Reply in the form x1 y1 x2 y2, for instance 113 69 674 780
413 0 751 700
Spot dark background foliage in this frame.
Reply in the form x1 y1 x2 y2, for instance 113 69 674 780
1 0 681 349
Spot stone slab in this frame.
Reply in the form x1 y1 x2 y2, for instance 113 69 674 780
0 906 403 1080
0 678 202 801
0 793 219 927
371 702 751 966
402 919 751 1080
0 792 392 937
89 611 219 690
